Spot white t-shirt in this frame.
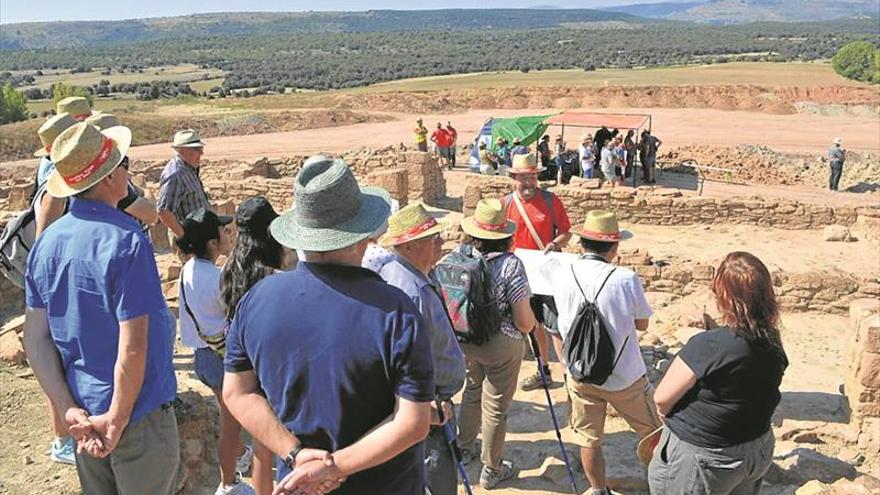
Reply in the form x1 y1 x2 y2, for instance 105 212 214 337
551 257 653 391
178 257 227 349
579 144 594 170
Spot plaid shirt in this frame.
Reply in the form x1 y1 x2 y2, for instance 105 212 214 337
157 155 210 224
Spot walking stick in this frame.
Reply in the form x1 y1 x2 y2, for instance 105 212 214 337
434 398 474 495
528 332 579 495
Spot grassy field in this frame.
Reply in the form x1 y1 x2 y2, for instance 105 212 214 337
21 64 224 90
360 62 860 92
26 95 147 115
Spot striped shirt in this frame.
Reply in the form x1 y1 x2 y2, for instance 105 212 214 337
157 155 210 224
485 252 532 340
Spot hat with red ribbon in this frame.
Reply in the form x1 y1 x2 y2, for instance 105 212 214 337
47 122 132 198
56 97 92 121
382 202 445 247
34 113 77 158
577 210 633 242
461 199 517 240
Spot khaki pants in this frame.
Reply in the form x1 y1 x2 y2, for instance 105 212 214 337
457 334 524 470
76 405 180 495
567 375 660 448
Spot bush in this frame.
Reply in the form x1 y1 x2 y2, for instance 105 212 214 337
52 82 94 107
0 83 29 124
832 41 880 84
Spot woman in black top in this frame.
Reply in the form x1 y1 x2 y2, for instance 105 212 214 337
649 252 788 495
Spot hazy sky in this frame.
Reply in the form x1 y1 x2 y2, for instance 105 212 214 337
0 0 670 24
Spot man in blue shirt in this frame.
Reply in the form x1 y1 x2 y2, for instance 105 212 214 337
379 202 467 495
23 122 178 494
223 156 435 495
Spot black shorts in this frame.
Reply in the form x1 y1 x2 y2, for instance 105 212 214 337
530 294 559 335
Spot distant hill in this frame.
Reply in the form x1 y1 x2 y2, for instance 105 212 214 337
605 0 880 24
0 9 645 50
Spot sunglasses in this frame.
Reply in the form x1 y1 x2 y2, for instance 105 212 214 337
119 156 130 170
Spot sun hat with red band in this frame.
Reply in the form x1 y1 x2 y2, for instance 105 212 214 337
56 97 93 121
34 113 77 158
577 210 633 242
382 202 445 247
47 122 132 198
461 198 517 240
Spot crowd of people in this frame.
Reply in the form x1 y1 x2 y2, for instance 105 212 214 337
18 97 788 495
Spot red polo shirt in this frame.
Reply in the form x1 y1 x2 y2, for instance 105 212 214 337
505 192 571 250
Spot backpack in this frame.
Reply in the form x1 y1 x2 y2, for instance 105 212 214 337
434 244 503 345
562 262 629 385
0 183 47 289
503 190 557 239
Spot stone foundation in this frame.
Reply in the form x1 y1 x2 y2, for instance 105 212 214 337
846 299 880 454
464 175 872 231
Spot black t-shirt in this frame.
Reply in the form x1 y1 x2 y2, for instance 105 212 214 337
665 326 788 448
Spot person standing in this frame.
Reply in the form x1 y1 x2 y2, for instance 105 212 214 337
554 135 566 175
24 122 179 494
415 119 429 152
223 156 435 494
600 140 618 188
579 134 595 179
502 154 572 392
537 134 552 170
494 137 511 175
624 130 636 181
650 252 787 495
828 137 846 192
593 126 613 169
157 129 211 240
431 123 452 169
446 122 458 169
550 210 660 495
478 143 498 176
380 203 467 495
456 199 537 489
639 130 662 184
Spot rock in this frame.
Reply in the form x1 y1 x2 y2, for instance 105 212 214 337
0 331 26 366
775 420 826 442
797 475 880 495
767 448 857 485
823 225 854 242
22 455 32 465
1 315 25 335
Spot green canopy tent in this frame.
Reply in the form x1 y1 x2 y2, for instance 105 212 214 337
489 114 556 151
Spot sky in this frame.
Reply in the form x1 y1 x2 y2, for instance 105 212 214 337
0 0 673 24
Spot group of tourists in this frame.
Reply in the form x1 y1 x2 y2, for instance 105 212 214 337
414 119 458 170
19 97 788 495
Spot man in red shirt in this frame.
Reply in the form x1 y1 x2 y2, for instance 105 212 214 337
446 122 458 170
503 154 572 391
431 123 452 169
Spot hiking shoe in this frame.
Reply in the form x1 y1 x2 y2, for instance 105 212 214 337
480 459 518 489
520 368 551 391
50 436 76 465
235 444 253 474
215 474 255 495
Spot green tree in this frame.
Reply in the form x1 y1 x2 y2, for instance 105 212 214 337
832 41 880 84
51 82 94 106
0 83 29 124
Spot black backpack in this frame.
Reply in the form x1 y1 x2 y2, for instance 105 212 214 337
434 244 503 346
562 262 629 385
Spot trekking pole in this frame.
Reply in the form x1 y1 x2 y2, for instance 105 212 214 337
434 398 474 495
528 332 579 495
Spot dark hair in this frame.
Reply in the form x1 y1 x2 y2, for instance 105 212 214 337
712 252 785 354
175 227 217 259
220 225 285 321
464 234 513 254
579 237 617 255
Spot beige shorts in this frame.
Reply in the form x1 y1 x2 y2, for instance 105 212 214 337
566 375 661 448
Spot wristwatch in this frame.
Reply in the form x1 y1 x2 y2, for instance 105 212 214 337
283 444 305 471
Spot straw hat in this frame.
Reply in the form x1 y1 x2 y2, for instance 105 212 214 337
85 112 122 131
581 133 592 142
507 153 546 175
382 202 445 247
576 210 633 242
461 199 517 240
172 129 205 148
56 97 92 120
269 155 391 252
34 113 77 157
47 122 132 198
832 137 843 146
637 426 663 465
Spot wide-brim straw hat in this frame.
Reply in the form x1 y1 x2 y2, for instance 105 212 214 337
461 199 517 240
577 210 633 242
381 202 445 247
507 152 546 175
56 96 92 120
832 137 843 145
34 113 77 157
270 155 391 252
172 128 205 148
47 122 132 198
85 112 122 131
637 426 663 465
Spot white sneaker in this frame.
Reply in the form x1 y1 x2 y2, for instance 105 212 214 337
235 444 253 474
215 474 256 495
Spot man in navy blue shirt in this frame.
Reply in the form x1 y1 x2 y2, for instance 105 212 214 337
24 122 178 494
223 156 435 494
